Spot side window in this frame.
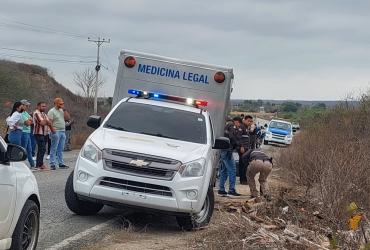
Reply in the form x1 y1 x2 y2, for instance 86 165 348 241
209 117 215 144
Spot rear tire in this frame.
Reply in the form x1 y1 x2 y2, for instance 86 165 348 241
11 200 40 250
176 186 214 231
65 171 104 215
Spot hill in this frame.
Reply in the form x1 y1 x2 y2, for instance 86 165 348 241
0 60 107 147
231 99 357 108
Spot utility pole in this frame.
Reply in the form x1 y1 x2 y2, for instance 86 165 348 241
88 37 110 115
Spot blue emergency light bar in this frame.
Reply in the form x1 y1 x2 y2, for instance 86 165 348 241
128 89 208 107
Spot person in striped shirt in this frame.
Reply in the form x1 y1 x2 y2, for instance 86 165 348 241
33 101 52 170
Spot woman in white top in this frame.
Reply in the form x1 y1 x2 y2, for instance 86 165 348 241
6 101 25 145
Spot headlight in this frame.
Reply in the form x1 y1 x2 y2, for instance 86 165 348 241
179 158 206 177
265 131 272 136
81 139 102 163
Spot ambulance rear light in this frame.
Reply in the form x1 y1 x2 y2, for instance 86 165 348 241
128 89 208 107
195 100 208 106
214 71 225 83
124 56 136 68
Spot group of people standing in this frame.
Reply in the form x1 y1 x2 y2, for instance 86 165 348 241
5 98 73 171
218 114 273 200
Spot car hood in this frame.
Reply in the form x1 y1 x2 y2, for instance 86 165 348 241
269 128 290 135
90 128 208 163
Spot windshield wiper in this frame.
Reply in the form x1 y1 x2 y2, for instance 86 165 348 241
140 132 176 140
105 124 127 131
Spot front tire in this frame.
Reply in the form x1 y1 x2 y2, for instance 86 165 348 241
65 171 104 215
176 186 214 231
264 140 269 145
11 200 40 250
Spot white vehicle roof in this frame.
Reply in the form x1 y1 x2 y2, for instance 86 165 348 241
124 97 206 114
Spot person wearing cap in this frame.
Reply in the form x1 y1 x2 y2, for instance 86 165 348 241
218 116 242 197
20 99 36 169
47 98 70 170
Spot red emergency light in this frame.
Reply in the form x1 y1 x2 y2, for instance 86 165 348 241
124 56 136 68
214 71 225 83
195 100 208 107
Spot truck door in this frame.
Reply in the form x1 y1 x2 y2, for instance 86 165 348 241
209 117 219 186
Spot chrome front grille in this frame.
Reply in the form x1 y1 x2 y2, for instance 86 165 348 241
105 160 175 179
99 177 173 197
102 149 181 181
272 133 286 140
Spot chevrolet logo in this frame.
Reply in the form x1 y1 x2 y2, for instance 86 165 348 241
129 159 149 167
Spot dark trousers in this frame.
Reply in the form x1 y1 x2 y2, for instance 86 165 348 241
35 134 47 167
46 134 51 155
239 152 247 183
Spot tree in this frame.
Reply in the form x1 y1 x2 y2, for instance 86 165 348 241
280 102 301 113
73 68 104 109
314 103 327 109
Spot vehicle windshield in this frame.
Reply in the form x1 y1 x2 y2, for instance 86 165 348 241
104 102 207 144
269 121 291 131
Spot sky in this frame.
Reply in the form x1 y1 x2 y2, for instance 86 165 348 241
1 0 370 100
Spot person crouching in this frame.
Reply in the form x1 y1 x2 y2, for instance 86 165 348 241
242 149 273 200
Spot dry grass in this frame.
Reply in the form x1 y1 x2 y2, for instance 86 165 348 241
191 188 330 250
278 95 370 248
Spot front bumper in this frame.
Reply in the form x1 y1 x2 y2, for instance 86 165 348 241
265 135 292 145
73 156 207 214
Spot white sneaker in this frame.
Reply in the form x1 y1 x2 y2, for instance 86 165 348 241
32 156 36 161
46 155 50 160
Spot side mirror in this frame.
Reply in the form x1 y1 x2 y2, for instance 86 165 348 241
213 137 230 150
87 115 101 129
6 144 27 162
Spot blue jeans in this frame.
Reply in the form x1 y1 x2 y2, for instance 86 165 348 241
8 129 22 146
219 150 236 192
21 132 35 167
50 131 66 167
30 133 36 156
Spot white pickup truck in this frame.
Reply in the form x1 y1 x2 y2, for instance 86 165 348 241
65 50 233 230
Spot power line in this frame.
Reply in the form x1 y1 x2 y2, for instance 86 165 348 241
101 50 117 74
0 47 95 58
0 15 96 39
0 53 95 64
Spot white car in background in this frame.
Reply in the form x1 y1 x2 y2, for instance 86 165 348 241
0 136 40 250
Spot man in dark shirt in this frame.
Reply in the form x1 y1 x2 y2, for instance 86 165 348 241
64 109 73 151
243 115 257 150
242 149 273 199
218 117 243 197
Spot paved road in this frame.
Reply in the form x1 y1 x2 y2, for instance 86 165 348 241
34 151 123 250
